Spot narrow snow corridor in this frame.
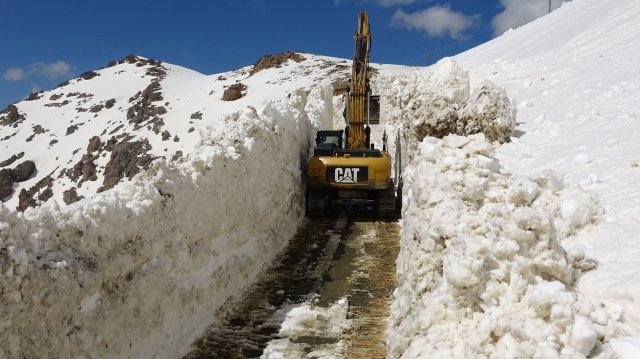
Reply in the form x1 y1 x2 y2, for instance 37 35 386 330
183 204 400 359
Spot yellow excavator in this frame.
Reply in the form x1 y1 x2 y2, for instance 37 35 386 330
306 11 396 217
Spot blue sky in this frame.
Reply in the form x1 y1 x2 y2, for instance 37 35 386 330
0 0 562 108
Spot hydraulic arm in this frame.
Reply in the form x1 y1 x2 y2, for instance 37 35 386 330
346 12 372 150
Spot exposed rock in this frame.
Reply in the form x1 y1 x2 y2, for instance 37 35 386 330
55 80 70 89
105 99 116 109
44 100 70 107
249 51 306 76
0 168 14 200
161 130 170 141
222 83 247 101
87 136 101 153
25 91 43 101
190 111 202 120
49 139 58 146
25 134 35 142
78 93 93 99
13 160 36 182
16 175 54 212
107 60 117 68
63 187 85 205
109 124 124 135
66 125 78 135
0 152 23 167
188 127 195 133
50 94 64 101
171 151 183 162
90 104 104 113
120 54 140 64
173 135 180 142
127 81 166 128
0 105 26 127
0 156 17 167
33 125 46 134
78 71 100 81
98 139 154 192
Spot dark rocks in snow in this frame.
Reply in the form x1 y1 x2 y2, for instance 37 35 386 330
98 139 154 192
120 54 140 64
105 98 116 109
161 130 170 141
0 169 14 200
50 94 64 101
249 51 306 76
171 151 183 162
25 91 43 101
78 93 93 99
173 135 180 142
25 134 35 142
44 100 70 107
78 71 100 81
188 127 195 133
127 81 166 128
49 139 58 146
0 105 26 127
63 187 84 205
66 125 78 136
87 136 101 153
55 80 70 89
33 125 46 134
0 152 23 167
190 111 202 120
222 83 247 101
17 175 54 212
90 104 104 113
13 160 36 182
109 124 124 135
108 60 117 68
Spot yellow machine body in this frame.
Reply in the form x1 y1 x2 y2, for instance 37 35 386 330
307 151 391 191
306 11 395 210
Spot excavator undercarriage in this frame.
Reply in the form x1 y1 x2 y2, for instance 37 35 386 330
306 12 397 218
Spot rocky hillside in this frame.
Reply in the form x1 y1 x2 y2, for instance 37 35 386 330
0 52 373 212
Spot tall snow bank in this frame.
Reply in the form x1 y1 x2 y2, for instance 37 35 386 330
0 84 333 358
387 134 636 358
370 58 516 178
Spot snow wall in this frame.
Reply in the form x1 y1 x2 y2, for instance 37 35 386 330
0 84 334 358
371 59 633 358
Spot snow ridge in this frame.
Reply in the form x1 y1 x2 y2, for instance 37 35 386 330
0 84 333 358
388 133 619 358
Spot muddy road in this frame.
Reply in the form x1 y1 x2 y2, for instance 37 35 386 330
184 202 401 359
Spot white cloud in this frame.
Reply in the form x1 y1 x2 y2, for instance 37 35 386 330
3 60 75 82
28 61 74 79
30 84 41 93
492 0 566 36
3 67 25 81
391 5 480 39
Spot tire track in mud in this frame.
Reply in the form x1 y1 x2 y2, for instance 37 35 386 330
184 203 400 359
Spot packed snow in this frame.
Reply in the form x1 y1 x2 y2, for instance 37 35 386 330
0 83 334 358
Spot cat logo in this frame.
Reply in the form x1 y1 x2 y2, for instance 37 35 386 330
334 167 360 183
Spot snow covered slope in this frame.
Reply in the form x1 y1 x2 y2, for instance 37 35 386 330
456 0 640 343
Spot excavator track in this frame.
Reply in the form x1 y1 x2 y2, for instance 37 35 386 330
306 189 326 217
377 181 396 218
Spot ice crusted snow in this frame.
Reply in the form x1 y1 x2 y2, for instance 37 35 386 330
0 84 334 358
387 133 627 358
261 298 351 359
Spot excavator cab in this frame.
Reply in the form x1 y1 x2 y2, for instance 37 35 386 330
306 11 397 218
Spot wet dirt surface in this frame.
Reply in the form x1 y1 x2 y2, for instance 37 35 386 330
184 201 400 359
